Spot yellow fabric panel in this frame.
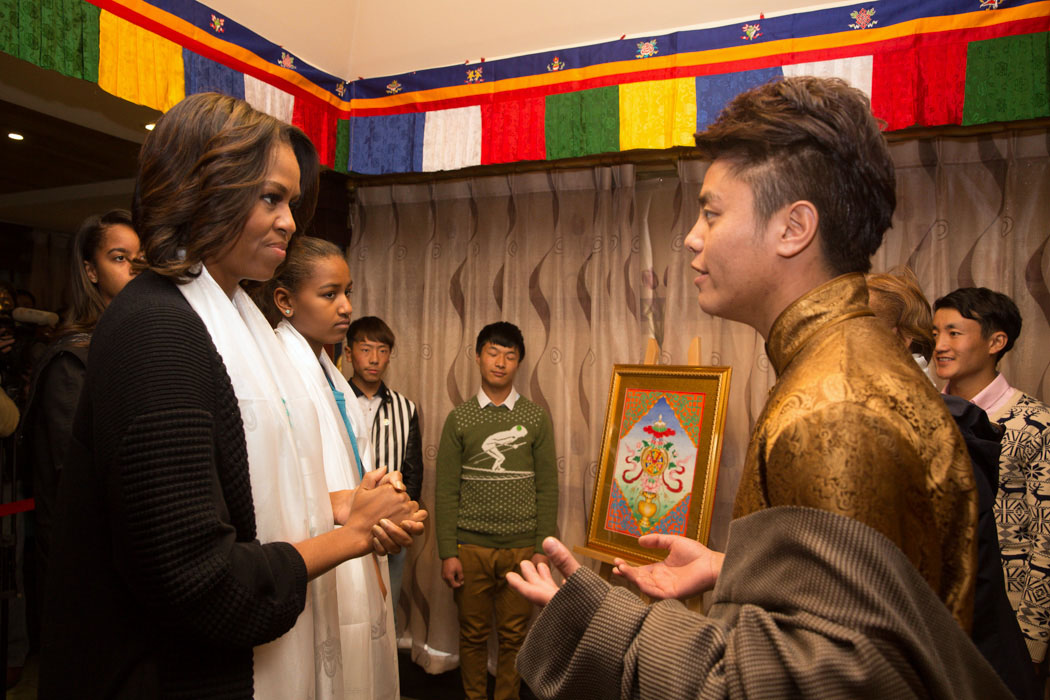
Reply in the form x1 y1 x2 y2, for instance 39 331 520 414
99 10 184 112
618 77 697 151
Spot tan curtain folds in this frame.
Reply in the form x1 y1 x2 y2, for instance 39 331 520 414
348 129 1050 672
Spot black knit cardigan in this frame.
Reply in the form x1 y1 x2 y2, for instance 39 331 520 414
39 271 308 699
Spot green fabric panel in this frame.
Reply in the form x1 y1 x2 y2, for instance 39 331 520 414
963 32 1050 125
81 3 100 83
545 91 584 160
0 0 100 81
0 0 17 58
545 86 620 160
335 119 351 174
579 86 620 155
16 0 41 66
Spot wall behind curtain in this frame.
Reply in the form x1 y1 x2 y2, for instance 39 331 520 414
348 128 1050 673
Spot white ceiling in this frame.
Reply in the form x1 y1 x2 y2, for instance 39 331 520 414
207 0 849 80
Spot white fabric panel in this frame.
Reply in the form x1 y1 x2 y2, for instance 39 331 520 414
782 55 874 96
422 106 482 172
243 74 296 124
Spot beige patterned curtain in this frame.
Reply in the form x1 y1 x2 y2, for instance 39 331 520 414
347 127 1050 673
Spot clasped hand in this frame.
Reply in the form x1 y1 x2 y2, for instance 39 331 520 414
506 534 724 607
331 467 427 555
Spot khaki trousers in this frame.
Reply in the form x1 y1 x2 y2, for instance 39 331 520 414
454 544 534 700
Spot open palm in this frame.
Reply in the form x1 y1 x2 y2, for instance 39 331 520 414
613 534 724 600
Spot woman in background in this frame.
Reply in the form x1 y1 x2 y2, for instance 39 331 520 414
22 209 140 609
865 267 935 381
267 236 399 700
39 92 424 700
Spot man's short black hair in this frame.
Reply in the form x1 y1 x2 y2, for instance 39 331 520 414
933 287 1021 363
347 316 395 350
475 321 525 360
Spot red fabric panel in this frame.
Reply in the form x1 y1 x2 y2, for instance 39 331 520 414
293 98 338 168
871 47 918 131
917 41 969 126
481 96 546 165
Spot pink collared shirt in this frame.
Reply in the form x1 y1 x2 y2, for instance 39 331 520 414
942 373 1016 416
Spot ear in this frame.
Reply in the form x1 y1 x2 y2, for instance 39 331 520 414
987 330 1008 357
273 286 294 318
84 259 99 284
773 200 819 260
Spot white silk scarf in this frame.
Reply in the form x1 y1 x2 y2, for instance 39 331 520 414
177 266 343 700
276 319 399 700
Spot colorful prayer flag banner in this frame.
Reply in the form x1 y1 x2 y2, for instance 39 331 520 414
1 0 1048 174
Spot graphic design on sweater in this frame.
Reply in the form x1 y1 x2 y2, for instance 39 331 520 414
473 425 528 472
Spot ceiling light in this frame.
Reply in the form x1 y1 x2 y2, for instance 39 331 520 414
145 123 156 131
7 132 24 141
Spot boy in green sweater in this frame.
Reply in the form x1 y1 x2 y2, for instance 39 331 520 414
437 321 558 700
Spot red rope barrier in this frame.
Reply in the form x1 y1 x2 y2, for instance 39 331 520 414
0 499 34 517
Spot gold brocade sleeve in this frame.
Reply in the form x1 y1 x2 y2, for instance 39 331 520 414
757 401 976 631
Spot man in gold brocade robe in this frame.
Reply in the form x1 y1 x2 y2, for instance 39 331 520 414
505 76 1001 700
732 274 977 627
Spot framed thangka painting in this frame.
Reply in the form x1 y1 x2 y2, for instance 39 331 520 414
586 365 730 564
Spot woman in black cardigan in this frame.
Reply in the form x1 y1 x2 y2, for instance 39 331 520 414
39 93 426 699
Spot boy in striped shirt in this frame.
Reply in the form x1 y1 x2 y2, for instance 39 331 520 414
346 316 423 619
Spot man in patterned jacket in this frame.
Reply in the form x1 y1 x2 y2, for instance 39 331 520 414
934 287 1050 672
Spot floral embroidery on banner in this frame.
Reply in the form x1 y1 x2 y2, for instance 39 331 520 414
636 40 658 58
547 56 566 71
278 51 296 70
848 8 878 29
979 0 1002 8
335 81 346 97
741 23 762 40
465 67 483 83
386 80 402 94
210 14 225 33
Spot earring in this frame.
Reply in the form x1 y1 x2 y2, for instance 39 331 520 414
284 309 292 316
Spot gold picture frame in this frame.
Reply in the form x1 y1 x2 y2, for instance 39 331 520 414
585 364 731 564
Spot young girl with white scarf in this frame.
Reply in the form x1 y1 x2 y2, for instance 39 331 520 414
39 93 425 700
264 236 400 699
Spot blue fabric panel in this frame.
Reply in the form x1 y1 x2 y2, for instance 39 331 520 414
182 48 244 99
349 113 425 175
695 67 783 131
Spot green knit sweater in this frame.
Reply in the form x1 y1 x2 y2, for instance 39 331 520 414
435 395 558 559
